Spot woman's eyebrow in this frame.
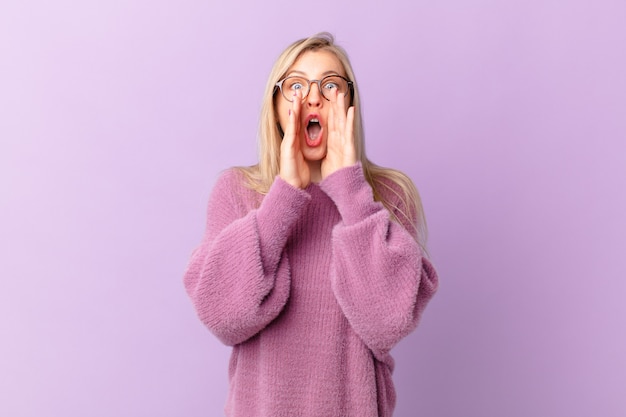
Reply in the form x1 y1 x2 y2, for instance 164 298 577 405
286 69 344 77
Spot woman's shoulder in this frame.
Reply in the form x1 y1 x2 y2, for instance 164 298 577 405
215 166 247 185
370 165 416 205
211 165 264 208
213 165 257 187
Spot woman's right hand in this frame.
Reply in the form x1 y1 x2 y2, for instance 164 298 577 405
279 91 310 189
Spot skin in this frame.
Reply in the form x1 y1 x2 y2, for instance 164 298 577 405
276 50 356 189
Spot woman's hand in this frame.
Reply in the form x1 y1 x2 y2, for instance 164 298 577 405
279 91 311 189
321 91 356 179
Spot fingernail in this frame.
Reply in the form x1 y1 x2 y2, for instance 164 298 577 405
288 109 291 116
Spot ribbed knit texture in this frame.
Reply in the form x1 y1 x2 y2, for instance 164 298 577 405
184 163 439 417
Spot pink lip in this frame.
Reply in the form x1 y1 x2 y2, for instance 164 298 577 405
303 113 324 148
304 113 321 124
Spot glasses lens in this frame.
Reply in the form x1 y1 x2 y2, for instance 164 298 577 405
321 76 349 101
282 77 309 101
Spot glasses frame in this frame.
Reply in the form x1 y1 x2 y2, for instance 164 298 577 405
274 74 355 106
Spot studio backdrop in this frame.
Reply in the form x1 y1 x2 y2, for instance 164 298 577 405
1 1 625 416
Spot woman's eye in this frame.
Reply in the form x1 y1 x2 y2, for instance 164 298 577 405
324 83 338 90
291 83 304 90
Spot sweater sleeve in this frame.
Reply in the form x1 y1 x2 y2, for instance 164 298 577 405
319 163 439 361
183 170 310 346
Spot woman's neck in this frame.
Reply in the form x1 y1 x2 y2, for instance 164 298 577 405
307 160 323 183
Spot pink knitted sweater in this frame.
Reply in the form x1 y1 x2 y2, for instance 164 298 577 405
184 163 438 417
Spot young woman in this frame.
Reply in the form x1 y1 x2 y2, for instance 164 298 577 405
183 33 438 417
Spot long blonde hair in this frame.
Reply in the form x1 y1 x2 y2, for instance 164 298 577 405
237 32 429 253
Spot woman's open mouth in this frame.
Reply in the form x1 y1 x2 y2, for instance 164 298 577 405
305 116 323 147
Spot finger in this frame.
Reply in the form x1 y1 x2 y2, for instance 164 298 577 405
292 90 303 150
283 91 301 148
327 91 335 134
335 92 347 135
345 105 355 145
292 89 301 124
327 91 344 145
282 109 295 150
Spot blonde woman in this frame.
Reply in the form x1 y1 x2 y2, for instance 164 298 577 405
183 33 438 417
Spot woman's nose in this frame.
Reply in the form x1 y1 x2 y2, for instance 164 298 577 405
306 83 322 107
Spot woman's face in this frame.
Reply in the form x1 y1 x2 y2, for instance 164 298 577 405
275 49 351 164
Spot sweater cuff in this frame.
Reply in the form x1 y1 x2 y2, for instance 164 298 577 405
256 176 311 237
319 163 381 226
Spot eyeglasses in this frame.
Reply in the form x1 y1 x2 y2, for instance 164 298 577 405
275 75 354 103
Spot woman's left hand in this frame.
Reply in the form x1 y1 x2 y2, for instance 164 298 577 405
321 91 356 179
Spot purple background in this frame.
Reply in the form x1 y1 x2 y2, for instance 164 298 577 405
2 1 625 416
